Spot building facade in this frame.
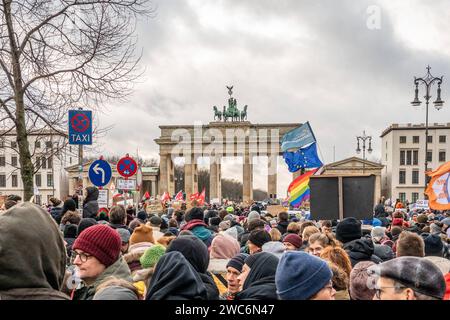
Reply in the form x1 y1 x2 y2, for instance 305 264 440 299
381 123 450 203
0 130 76 204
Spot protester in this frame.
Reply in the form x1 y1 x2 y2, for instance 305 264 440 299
222 253 248 300
49 197 64 224
0 203 69 300
82 186 99 219
276 251 335 300
308 232 339 256
64 224 78 258
180 207 214 247
247 229 272 254
320 246 353 278
328 263 350 300
76 218 97 237
71 224 132 300
286 222 301 235
239 219 265 247
282 234 302 251
167 235 219 300
424 234 450 275
368 256 446 300
117 228 131 254
269 227 282 241
109 205 132 233
145 251 207 300
276 211 289 234
235 252 279 300
301 225 320 247
396 231 425 257
349 261 376 300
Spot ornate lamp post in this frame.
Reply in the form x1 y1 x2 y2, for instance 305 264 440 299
411 65 444 190
356 130 372 174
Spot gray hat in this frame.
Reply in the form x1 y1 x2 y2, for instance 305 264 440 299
247 211 260 222
117 228 131 244
441 217 450 226
149 215 162 226
371 226 386 241
219 220 231 231
262 241 285 259
93 286 138 300
368 256 446 299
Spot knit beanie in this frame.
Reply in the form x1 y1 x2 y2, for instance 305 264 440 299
282 234 302 249
371 226 386 241
349 261 376 300
392 218 404 227
219 220 231 231
210 234 240 259
137 211 147 222
248 229 271 248
64 224 78 239
72 224 121 268
372 218 382 227
226 206 234 214
140 245 166 269
130 225 155 245
247 211 260 222
76 218 97 237
335 217 362 243
424 234 444 256
226 253 248 272
276 251 332 300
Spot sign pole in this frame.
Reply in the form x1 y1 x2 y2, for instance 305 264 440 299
78 143 83 214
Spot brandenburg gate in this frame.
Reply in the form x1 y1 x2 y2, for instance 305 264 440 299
154 87 301 202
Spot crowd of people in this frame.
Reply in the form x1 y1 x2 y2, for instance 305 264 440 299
1 191 450 300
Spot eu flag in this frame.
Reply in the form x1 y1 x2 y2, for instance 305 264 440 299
283 142 323 172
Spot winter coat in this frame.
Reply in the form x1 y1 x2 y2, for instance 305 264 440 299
343 238 383 267
167 235 220 300
82 186 99 219
239 231 251 248
146 251 207 300
373 244 395 262
276 221 289 235
64 237 76 258
374 203 386 218
208 258 229 296
181 219 214 247
72 257 132 300
0 203 69 300
109 223 132 234
50 206 64 224
235 252 279 300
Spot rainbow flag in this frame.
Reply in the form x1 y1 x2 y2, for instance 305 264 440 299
288 169 318 207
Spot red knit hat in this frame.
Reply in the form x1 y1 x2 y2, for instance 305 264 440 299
73 224 121 267
283 234 302 249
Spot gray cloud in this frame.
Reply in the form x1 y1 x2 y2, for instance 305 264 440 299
92 0 450 195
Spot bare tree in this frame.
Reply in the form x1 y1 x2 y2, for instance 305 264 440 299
0 0 152 199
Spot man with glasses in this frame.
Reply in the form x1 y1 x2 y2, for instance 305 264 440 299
71 224 132 300
368 256 446 300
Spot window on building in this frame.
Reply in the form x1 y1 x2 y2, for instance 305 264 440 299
35 195 41 205
427 151 432 162
69 157 72 165
12 174 18 187
413 150 418 165
427 135 433 143
35 157 40 169
439 135 446 143
412 192 419 203
406 150 412 165
11 141 17 148
0 156 5 167
0 139 4 148
412 170 419 184
47 156 53 169
35 174 41 187
439 151 446 162
11 155 17 167
41 156 46 169
413 136 419 144
45 141 52 149
35 141 41 149
47 173 53 187
399 193 406 204
0 174 5 187
400 136 406 144
399 170 406 184
69 146 72 153
400 150 405 165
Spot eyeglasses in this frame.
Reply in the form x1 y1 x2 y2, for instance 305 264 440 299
374 286 406 299
72 251 93 263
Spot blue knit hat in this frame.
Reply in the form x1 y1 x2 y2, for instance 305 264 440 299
276 251 332 300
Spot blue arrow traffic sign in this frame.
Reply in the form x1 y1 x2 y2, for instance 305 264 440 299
88 160 112 187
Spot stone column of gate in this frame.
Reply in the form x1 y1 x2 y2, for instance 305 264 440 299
243 151 253 203
158 154 169 194
167 155 175 196
210 156 221 202
268 154 278 199
184 154 195 196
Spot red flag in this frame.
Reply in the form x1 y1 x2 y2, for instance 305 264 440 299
161 191 171 203
175 190 183 201
144 191 150 199
197 188 206 205
189 192 199 201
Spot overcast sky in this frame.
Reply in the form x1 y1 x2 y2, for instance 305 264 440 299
90 0 450 196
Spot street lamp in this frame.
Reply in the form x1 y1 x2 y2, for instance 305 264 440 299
411 65 444 191
356 130 372 173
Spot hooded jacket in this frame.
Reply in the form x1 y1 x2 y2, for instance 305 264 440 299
82 186 99 219
344 238 383 267
276 221 289 235
146 251 208 300
167 235 220 300
0 203 69 300
181 219 214 247
235 252 279 300
373 244 395 262
72 257 132 300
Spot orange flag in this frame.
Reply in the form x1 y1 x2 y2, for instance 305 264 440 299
425 161 450 210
